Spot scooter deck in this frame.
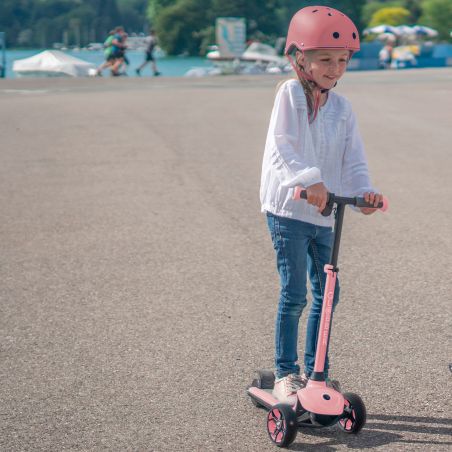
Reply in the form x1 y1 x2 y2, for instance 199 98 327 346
247 386 277 410
247 386 315 426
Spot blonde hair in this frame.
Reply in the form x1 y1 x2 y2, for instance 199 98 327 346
276 51 316 120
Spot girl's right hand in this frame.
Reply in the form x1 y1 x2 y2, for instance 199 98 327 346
306 182 328 212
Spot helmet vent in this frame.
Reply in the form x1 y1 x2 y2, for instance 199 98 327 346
333 32 340 39
312 9 318 13
328 13 332 16
352 32 357 39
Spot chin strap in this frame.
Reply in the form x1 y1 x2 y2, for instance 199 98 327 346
287 54 337 122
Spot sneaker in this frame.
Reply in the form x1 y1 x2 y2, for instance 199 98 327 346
154 71 161 76
299 373 309 386
135 68 141 76
272 373 306 404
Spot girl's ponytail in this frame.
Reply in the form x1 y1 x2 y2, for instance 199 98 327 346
275 75 315 123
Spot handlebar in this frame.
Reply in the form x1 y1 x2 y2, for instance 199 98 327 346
293 187 388 217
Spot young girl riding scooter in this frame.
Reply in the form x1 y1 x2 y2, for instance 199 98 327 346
260 6 383 405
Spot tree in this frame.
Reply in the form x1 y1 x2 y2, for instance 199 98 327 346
117 0 149 33
362 1 422 27
332 0 367 32
0 0 33 46
420 0 452 40
90 0 121 40
153 0 211 55
362 1 404 26
369 6 411 26
147 0 178 24
211 0 284 38
404 0 423 23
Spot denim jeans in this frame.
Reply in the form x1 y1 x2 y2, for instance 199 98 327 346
266 212 340 379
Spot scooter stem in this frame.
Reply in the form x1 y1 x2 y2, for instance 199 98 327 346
312 265 337 377
311 203 345 380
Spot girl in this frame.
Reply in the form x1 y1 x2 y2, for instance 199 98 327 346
260 6 383 405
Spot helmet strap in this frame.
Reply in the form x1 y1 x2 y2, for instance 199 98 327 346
288 53 335 122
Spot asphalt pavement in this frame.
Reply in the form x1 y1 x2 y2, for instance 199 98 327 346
1 69 451 451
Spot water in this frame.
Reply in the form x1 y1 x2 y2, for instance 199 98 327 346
1 49 214 78
4 47 452 79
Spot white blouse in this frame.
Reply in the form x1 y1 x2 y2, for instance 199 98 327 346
260 79 374 227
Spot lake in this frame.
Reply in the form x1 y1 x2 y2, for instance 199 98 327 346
1 49 214 78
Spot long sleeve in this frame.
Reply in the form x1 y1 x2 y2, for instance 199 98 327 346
260 84 368 227
341 109 374 197
267 81 322 188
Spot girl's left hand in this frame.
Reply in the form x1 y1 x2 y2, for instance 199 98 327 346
360 192 383 215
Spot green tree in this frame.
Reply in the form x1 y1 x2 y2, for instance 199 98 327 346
362 0 423 26
333 0 367 32
268 0 367 34
211 0 284 38
30 0 75 47
404 0 423 23
147 0 178 24
0 0 33 46
362 1 404 26
90 0 121 40
154 0 211 55
0 0 152 47
117 0 149 33
420 0 452 40
369 6 411 26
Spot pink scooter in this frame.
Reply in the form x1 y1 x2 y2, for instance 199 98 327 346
248 188 388 448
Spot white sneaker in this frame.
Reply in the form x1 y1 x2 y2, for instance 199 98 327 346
272 374 305 405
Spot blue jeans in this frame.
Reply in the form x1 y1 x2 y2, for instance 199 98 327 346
266 212 340 379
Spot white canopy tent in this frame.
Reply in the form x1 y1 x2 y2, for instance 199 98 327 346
13 50 96 77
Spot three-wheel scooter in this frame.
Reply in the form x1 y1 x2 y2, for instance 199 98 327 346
248 187 388 447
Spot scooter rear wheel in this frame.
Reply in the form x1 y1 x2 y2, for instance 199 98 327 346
337 392 366 434
256 370 275 389
267 403 297 447
249 370 275 407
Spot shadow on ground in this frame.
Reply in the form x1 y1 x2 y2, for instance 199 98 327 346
288 414 452 451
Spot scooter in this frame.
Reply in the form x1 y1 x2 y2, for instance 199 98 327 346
248 187 388 448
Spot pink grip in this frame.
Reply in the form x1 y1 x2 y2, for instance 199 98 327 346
293 186 305 200
380 196 389 212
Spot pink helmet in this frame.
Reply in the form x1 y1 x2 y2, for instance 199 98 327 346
285 6 360 56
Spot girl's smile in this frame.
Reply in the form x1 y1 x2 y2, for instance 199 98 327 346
296 49 350 89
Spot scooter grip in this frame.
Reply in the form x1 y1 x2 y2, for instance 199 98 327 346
380 196 389 212
356 196 389 212
293 186 307 200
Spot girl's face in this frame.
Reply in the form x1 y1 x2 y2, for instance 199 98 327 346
296 49 350 89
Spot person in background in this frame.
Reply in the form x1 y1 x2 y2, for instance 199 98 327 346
110 27 128 76
95 30 115 76
112 32 130 76
379 44 393 69
136 30 161 76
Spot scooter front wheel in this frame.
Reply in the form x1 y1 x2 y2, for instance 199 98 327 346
337 392 366 434
267 403 297 447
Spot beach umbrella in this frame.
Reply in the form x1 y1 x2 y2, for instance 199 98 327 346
413 25 438 37
363 25 400 36
377 32 397 43
394 25 416 36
